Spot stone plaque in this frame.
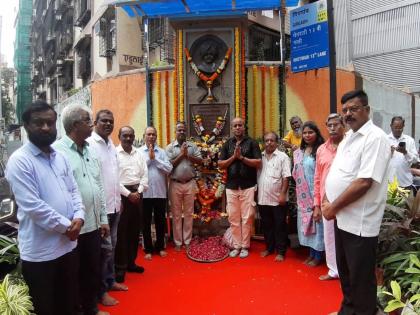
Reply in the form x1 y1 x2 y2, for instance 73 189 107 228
189 103 230 138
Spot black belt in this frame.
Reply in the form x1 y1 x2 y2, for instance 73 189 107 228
124 184 139 191
171 178 193 184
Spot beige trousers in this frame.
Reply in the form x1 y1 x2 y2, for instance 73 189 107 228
226 187 256 249
169 180 195 246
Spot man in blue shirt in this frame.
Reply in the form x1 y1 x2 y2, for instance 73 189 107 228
140 126 172 259
6 100 85 315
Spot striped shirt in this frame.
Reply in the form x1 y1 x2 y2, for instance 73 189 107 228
257 149 291 206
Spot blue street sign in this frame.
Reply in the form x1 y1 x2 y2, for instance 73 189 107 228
290 0 329 73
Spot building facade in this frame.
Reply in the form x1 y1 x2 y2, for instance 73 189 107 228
14 0 33 122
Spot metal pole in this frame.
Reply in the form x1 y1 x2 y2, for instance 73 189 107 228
327 0 337 113
145 17 151 126
279 0 286 137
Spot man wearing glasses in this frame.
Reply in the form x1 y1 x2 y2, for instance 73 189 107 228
313 113 345 281
323 90 391 315
54 104 109 315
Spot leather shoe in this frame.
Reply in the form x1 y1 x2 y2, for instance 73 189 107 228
127 265 145 273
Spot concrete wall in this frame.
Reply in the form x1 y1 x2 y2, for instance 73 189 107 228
363 79 412 133
286 67 356 137
85 66 418 147
90 72 147 145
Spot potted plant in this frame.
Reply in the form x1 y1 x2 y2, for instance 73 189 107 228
0 274 34 314
377 180 420 314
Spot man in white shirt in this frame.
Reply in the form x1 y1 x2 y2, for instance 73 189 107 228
115 126 148 283
323 90 391 315
387 116 419 189
87 110 128 306
257 132 290 262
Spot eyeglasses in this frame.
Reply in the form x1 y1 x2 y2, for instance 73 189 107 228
342 105 366 114
326 113 343 126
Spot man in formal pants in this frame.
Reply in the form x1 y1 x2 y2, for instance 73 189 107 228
87 109 128 307
313 113 345 281
323 90 391 315
115 126 148 282
6 101 84 315
139 126 173 259
257 131 290 262
166 122 202 250
54 104 109 315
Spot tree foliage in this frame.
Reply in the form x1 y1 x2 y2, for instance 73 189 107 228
1 67 16 127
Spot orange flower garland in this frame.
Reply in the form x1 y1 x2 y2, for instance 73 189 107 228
240 30 246 121
178 30 184 121
234 27 240 117
156 71 162 146
261 66 266 131
173 33 179 127
252 65 258 136
165 71 170 145
184 47 232 101
269 66 275 131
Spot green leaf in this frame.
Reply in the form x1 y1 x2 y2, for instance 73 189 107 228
409 254 420 268
405 267 420 274
409 294 420 303
384 300 405 312
391 280 402 300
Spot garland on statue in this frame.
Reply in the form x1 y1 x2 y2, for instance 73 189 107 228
184 47 232 101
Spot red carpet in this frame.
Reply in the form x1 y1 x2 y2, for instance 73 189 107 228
100 241 342 315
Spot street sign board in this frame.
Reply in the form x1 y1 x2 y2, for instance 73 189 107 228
290 0 329 73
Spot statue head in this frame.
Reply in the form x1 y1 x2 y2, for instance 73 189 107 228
190 34 228 73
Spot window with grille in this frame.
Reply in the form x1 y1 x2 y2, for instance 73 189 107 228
248 24 290 62
99 10 116 58
147 18 175 64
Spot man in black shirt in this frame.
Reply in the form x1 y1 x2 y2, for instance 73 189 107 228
218 117 262 258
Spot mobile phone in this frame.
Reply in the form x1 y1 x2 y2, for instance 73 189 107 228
398 142 406 149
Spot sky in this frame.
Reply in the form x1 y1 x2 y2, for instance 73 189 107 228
0 0 19 67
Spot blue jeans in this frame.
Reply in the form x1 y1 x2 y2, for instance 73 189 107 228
100 211 121 297
310 247 323 260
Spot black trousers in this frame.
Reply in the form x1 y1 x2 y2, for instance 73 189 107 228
335 222 378 315
258 204 288 255
115 190 142 273
143 198 167 254
77 229 102 315
21 249 78 315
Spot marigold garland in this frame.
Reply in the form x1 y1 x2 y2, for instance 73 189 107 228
173 69 178 129
165 71 170 145
252 65 258 137
178 30 184 121
234 27 240 117
184 47 232 83
269 66 275 131
156 71 163 146
240 30 246 121
261 66 266 132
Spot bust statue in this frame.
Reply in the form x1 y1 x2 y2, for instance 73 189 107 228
190 34 228 74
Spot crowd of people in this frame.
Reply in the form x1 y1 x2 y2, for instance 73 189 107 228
5 88 419 315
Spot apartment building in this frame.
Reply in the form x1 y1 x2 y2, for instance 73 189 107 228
31 0 74 105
